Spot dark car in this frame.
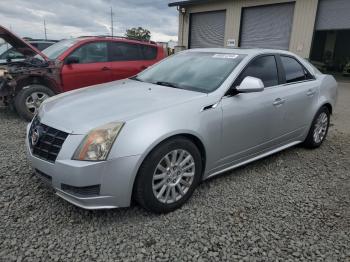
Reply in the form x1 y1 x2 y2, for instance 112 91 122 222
0 25 166 121
0 39 57 64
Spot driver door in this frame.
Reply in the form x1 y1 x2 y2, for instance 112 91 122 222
219 55 285 167
61 41 112 91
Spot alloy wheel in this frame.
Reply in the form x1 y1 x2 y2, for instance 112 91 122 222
313 112 328 143
25 92 49 114
152 149 195 204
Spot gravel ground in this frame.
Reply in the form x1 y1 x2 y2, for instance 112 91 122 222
1 83 349 261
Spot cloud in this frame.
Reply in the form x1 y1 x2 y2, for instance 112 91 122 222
0 0 178 42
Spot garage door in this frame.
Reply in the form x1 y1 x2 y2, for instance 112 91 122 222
316 0 350 30
240 3 295 50
189 11 226 48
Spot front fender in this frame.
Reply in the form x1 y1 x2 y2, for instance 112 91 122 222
108 100 222 174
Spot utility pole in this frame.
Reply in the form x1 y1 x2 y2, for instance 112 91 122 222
44 19 47 40
110 7 114 37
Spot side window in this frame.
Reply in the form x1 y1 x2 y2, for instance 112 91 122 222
280 56 311 83
68 42 108 64
109 42 143 61
140 45 157 60
238 55 279 88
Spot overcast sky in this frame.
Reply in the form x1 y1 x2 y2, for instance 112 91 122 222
0 0 179 42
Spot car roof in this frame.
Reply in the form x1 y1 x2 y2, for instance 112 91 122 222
186 48 297 57
74 36 159 46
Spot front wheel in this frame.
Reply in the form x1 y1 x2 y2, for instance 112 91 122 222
14 84 55 121
134 137 202 213
302 106 330 148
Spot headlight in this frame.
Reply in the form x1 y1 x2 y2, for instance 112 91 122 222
73 122 124 161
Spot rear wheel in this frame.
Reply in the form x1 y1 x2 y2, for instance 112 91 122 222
302 106 330 148
134 137 202 213
14 84 54 121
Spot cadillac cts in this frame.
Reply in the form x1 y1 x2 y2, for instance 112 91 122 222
26 49 337 213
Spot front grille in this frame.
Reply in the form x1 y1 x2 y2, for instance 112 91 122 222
61 184 101 197
29 116 69 163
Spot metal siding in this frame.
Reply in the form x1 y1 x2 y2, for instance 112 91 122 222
316 0 350 30
189 11 226 48
240 3 295 50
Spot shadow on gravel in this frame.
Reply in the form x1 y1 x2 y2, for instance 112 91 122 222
0 105 23 121
202 144 300 185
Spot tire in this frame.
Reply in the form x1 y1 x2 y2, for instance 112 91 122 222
302 106 330 148
134 137 202 213
14 84 55 121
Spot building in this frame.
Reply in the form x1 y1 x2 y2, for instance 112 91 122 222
169 0 350 73
157 40 179 55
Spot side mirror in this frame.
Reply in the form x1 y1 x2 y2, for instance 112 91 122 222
236 76 264 93
66 56 79 65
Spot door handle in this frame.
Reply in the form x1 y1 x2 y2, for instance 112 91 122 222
306 89 316 97
273 98 286 106
101 66 111 71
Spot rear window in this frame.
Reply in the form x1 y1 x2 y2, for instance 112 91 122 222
109 42 143 61
140 45 157 60
281 56 311 83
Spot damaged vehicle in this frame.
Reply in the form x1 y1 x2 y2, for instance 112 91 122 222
0 26 59 120
0 25 165 121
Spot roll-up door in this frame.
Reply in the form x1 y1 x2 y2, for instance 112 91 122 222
189 11 226 48
316 0 350 30
240 3 295 50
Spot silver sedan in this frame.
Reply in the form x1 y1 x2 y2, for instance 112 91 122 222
26 48 337 213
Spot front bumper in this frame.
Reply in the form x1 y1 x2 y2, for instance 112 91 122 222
25 125 142 209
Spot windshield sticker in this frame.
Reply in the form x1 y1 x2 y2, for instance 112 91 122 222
212 54 239 59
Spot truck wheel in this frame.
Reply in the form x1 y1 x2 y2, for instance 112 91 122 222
14 84 55 121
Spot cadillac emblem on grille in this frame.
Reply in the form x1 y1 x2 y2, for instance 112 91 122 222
31 127 41 146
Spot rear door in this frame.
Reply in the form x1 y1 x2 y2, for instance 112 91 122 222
61 41 112 91
276 55 318 140
108 41 150 81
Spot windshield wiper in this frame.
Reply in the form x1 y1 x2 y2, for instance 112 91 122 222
154 81 180 89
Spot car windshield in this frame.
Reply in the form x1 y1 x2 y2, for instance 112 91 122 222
134 52 245 93
36 38 78 60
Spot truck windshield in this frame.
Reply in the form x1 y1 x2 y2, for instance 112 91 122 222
38 39 78 60
134 52 245 93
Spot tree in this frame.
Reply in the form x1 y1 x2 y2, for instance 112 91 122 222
125 27 151 41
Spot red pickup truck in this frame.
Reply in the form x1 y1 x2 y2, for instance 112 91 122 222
0 25 166 120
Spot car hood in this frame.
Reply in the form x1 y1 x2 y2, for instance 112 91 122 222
39 79 207 134
0 25 48 61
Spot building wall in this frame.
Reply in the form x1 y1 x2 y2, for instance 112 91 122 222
178 0 319 58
